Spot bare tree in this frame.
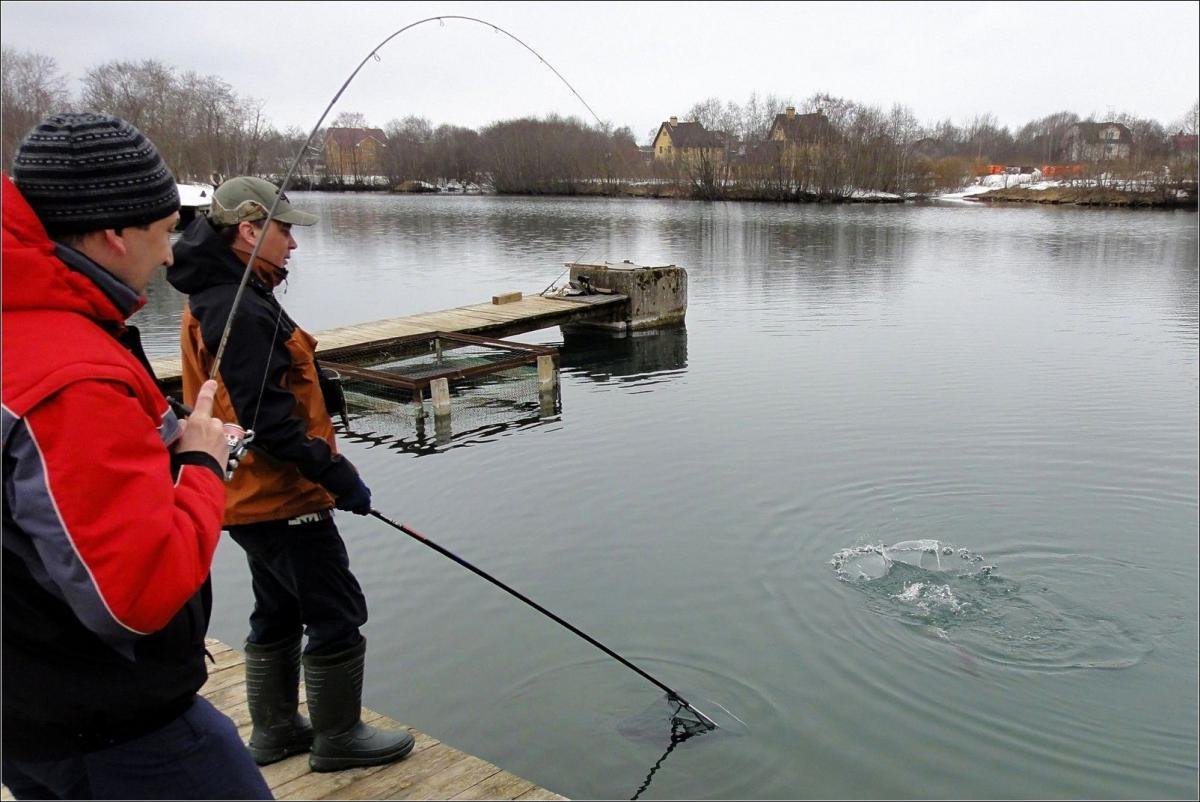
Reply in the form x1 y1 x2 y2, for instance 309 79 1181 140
1177 100 1199 136
78 59 274 182
331 111 369 129
382 115 435 186
2 47 72 168
429 124 482 189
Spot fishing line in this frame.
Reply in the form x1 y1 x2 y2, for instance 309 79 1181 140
210 14 607 384
630 704 704 801
544 244 595 297
369 509 718 731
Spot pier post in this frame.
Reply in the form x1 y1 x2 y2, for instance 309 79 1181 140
536 355 556 393
431 378 451 418
537 355 558 418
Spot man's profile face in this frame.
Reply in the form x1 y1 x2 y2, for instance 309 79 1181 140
115 211 180 293
252 219 297 270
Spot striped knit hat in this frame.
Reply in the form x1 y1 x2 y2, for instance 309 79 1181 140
11 112 180 235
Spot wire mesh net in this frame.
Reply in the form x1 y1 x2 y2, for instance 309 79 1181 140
321 332 560 454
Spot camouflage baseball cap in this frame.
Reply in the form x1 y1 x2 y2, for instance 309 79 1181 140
208 176 318 226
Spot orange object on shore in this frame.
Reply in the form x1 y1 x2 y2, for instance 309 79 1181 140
1041 164 1084 178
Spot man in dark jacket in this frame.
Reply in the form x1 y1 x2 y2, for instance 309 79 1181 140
168 176 414 772
1 114 271 799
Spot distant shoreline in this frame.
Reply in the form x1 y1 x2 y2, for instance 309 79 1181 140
283 181 1197 209
966 186 1197 210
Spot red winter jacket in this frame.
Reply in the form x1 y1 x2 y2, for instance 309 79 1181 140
1 174 227 758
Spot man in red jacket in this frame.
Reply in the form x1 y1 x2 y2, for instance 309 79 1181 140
1 113 271 799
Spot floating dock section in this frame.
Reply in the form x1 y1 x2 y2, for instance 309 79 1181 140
152 263 687 390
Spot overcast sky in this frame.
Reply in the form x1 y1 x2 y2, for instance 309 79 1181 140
3 1 1197 142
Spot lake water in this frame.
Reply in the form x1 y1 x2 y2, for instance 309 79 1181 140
141 194 1198 799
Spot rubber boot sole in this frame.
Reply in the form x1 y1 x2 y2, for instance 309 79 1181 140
308 732 415 773
249 737 314 766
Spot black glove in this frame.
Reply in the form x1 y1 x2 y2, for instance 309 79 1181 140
334 474 372 515
317 456 372 515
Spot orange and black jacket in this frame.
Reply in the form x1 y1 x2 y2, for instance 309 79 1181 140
168 217 360 525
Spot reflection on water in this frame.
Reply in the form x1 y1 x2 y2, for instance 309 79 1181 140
329 325 691 456
337 372 561 456
184 196 1196 801
558 323 689 387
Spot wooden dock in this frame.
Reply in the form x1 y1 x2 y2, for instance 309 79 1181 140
151 292 628 388
1 639 566 801
201 639 567 800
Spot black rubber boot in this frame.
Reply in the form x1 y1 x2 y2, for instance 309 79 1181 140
244 637 315 766
303 638 415 772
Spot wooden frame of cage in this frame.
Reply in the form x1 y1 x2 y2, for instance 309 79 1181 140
319 330 558 413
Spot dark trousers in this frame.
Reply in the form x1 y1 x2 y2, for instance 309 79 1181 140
227 514 367 656
1 697 271 800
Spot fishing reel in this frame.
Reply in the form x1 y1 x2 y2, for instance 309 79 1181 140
222 423 255 480
318 365 351 430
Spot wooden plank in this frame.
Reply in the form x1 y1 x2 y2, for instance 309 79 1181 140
205 637 236 656
449 770 537 800
396 755 504 801
515 787 571 801
492 291 523 305
323 741 470 800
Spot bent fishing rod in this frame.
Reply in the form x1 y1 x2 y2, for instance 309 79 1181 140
370 509 717 730
202 15 714 730
209 14 604 380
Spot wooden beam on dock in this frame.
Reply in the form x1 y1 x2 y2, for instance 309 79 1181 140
151 293 628 390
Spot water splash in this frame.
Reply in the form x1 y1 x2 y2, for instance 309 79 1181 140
831 539 989 582
830 540 1149 671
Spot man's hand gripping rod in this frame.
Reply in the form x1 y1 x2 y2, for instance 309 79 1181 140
168 397 254 480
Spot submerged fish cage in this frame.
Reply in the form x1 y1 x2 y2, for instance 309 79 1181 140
319 331 560 451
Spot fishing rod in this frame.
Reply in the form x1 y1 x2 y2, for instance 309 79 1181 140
369 509 718 731
209 14 606 380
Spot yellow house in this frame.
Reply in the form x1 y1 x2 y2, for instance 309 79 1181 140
766 107 837 148
652 116 725 166
323 127 388 179
762 107 838 177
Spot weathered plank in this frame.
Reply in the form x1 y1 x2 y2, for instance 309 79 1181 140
449 769 538 800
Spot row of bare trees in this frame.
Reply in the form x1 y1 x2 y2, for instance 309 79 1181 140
309 112 640 194
4 46 1196 201
663 92 1198 200
2 48 298 182
666 92 930 198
